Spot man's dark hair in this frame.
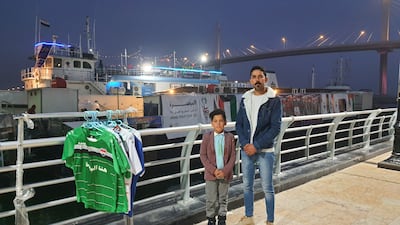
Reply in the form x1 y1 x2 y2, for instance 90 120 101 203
250 65 266 76
209 108 226 121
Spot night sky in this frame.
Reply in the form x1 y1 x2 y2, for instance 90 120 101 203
2 0 400 96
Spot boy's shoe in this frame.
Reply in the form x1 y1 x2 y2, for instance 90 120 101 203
236 216 255 225
207 217 216 225
218 215 226 225
266 222 274 225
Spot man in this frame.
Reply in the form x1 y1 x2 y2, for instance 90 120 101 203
27 104 36 114
235 65 282 225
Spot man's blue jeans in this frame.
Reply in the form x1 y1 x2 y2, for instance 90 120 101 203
241 150 275 222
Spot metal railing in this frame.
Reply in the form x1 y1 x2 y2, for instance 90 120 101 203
0 108 396 225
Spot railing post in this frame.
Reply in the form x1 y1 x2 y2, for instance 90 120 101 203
348 120 356 148
362 111 379 150
327 115 346 159
234 139 241 177
179 126 200 203
305 126 313 160
378 116 386 139
388 111 397 141
274 119 293 175
14 115 35 225
15 117 24 203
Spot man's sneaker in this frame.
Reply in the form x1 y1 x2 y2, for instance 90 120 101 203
266 222 274 225
236 216 255 225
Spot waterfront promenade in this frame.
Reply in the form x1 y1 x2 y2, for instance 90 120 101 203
195 152 400 225
1 109 396 225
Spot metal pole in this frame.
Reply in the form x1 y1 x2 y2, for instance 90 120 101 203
378 0 400 170
15 118 24 200
14 117 35 225
378 61 400 170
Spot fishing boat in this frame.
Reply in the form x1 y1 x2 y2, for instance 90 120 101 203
19 20 259 115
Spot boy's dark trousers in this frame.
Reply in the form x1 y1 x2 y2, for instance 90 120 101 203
205 180 229 220
207 216 226 225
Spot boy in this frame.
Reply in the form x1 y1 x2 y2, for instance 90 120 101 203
200 109 237 225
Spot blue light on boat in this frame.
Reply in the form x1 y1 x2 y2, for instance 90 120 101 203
152 66 222 75
106 81 123 88
34 42 71 48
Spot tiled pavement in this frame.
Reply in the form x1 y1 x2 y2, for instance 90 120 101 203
195 152 400 225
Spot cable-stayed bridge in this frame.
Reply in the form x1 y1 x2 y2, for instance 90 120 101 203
206 40 400 96
205 0 396 96
208 41 400 65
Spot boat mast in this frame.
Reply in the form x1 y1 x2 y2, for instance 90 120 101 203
125 48 128 72
336 57 350 86
34 16 38 55
86 16 92 53
93 19 96 52
34 16 38 44
79 35 82 57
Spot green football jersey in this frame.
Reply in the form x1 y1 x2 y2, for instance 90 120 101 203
63 126 131 213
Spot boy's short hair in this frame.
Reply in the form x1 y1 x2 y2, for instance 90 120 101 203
209 109 226 121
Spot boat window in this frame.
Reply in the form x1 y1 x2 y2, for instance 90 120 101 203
83 61 92 69
73 61 81 68
54 58 62 68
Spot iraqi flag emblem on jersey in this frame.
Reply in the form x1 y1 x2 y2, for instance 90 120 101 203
99 148 108 157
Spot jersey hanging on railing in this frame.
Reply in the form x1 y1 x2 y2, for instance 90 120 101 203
63 126 131 213
62 110 144 214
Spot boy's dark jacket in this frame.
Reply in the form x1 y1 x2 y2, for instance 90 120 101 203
200 131 236 181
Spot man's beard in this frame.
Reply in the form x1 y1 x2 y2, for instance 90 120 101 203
254 82 263 89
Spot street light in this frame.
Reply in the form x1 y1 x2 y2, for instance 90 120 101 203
141 63 152 76
354 30 365 43
200 53 208 69
316 35 326 47
281 37 286 49
307 34 325 47
247 45 256 54
225 49 231 57
200 54 208 63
